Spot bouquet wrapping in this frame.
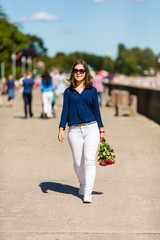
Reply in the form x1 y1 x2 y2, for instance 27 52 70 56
98 139 115 166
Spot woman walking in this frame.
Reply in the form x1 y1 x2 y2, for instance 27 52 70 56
23 72 35 118
40 71 55 118
58 60 106 203
6 75 15 107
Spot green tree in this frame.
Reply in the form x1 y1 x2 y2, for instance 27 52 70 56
102 57 114 73
26 35 47 56
0 7 47 78
115 43 158 75
0 9 29 59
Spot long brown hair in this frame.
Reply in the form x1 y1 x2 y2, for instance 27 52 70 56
68 60 93 88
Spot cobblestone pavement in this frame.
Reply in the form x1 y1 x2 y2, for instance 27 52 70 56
0 89 160 240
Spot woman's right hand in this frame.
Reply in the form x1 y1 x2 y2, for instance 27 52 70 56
58 127 64 143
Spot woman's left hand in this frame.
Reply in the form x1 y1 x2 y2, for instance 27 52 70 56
100 132 106 142
99 127 106 141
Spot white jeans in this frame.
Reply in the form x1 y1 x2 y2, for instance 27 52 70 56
68 122 100 194
42 92 53 117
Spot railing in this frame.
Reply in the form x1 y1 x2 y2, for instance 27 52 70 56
104 83 160 124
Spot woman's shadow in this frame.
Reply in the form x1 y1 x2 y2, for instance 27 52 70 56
39 182 103 199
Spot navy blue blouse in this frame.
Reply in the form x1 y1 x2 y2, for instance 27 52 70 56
59 86 104 130
23 78 35 94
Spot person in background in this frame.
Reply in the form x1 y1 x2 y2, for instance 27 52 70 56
51 89 56 117
55 71 67 106
19 73 26 94
40 71 55 118
6 75 15 107
23 72 35 118
92 71 104 107
58 60 106 203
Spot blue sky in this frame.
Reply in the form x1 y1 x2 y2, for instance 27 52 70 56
1 0 160 59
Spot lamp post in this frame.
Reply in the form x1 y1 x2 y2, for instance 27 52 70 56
11 53 16 79
32 59 37 76
158 58 160 70
21 56 26 74
28 57 32 72
1 62 5 80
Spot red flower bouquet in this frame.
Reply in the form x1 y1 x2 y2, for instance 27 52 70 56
98 139 115 166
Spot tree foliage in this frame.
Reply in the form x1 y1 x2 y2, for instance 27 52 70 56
0 7 160 78
0 7 47 77
115 43 158 75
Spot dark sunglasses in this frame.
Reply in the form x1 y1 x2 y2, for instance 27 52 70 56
73 69 85 74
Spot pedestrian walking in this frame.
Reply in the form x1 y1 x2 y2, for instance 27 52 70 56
55 71 67 106
58 60 106 203
40 71 55 118
22 72 35 118
6 75 15 107
51 90 56 117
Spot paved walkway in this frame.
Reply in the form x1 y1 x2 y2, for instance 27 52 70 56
0 89 160 240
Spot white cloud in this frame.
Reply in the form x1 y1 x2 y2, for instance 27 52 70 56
20 12 59 22
93 0 104 3
62 29 71 34
19 17 28 22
